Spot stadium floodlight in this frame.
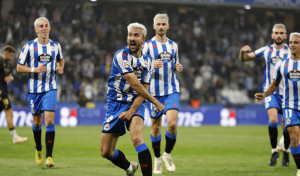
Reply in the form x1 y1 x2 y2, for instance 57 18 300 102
90 0 98 2
244 4 251 10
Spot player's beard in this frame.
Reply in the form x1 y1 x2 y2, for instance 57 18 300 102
129 42 141 54
274 38 285 45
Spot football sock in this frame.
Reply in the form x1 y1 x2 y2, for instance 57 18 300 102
268 122 278 149
150 134 161 158
136 143 152 176
283 129 290 150
9 128 17 138
109 149 130 170
32 124 42 151
45 124 55 157
165 131 177 153
290 146 300 169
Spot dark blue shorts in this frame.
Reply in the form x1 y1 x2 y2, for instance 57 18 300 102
147 93 180 119
283 108 300 128
27 90 57 115
102 99 145 136
264 94 283 115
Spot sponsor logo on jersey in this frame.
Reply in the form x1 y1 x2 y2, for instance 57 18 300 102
158 51 172 60
287 70 300 81
38 53 52 63
271 56 282 64
133 66 143 78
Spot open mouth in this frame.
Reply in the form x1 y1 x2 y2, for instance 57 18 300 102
130 41 136 47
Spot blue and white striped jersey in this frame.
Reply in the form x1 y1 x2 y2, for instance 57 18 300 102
273 58 300 110
254 44 290 95
18 38 63 93
106 47 154 102
143 37 180 96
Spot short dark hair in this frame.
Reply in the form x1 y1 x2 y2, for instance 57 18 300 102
3 45 16 53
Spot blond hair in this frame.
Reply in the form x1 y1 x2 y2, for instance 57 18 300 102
127 22 147 37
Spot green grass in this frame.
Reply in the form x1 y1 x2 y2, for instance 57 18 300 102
0 126 296 176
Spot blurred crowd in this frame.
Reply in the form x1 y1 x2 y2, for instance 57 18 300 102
1 1 300 107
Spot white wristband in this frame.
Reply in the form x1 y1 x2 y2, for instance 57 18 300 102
31 67 34 73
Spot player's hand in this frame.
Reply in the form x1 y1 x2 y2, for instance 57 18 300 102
118 110 135 121
56 66 64 74
175 62 183 72
35 64 47 73
241 45 252 53
254 93 265 102
4 76 13 83
154 101 165 112
154 59 163 68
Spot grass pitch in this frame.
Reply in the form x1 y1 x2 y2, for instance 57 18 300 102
0 126 296 176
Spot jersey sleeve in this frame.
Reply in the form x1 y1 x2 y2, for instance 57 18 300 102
113 51 133 75
18 44 30 65
57 43 63 61
143 55 154 84
273 61 282 83
254 46 267 58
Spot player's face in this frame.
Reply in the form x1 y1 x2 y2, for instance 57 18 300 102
153 18 169 37
127 28 145 54
271 28 287 45
289 36 300 56
35 20 51 39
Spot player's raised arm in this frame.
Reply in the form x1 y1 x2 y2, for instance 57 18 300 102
239 45 256 62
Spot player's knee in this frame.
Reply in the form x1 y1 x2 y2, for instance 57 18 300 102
289 133 299 146
168 121 177 131
100 148 111 159
269 118 278 124
131 136 143 147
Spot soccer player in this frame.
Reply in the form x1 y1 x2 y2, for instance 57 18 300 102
255 32 300 176
100 22 164 176
0 45 28 144
239 23 290 166
143 13 183 174
16 17 64 167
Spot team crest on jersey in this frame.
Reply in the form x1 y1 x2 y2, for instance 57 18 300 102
122 60 129 68
104 123 110 131
158 51 172 60
31 108 35 114
38 53 52 63
133 66 143 78
287 70 300 81
271 56 282 64
169 43 174 49
144 59 148 67
51 46 55 51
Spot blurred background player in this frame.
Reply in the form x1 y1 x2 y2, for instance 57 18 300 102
143 13 183 174
239 23 290 166
16 17 64 167
255 32 300 176
0 45 27 144
100 22 164 176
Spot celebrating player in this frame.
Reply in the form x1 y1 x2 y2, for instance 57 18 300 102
100 22 164 176
255 32 300 176
143 13 183 174
0 45 28 144
17 17 64 167
239 23 290 166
